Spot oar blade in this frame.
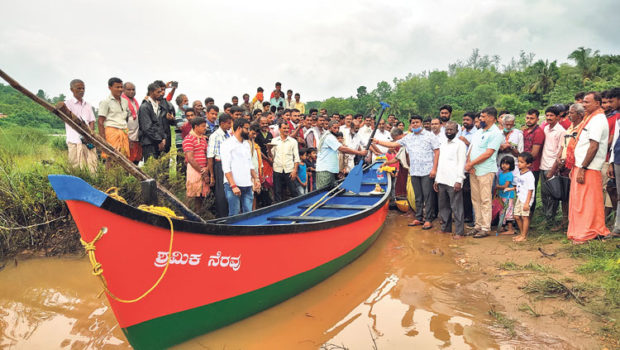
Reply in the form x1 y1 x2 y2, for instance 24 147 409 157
341 161 364 193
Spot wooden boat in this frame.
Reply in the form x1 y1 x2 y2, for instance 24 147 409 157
48 162 391 349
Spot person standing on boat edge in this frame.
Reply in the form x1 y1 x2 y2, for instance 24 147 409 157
316 120 368 189
183 117 210 212
269 121 301 201
434 121 467 238
566 92 610 243
122 82 142 165
98 77 130 169
220 119 260 215
56 79 97 173
138 82 167 161
207 113 233 217
373 115 439 230
465 106 503 238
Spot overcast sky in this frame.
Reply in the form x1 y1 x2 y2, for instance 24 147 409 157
1 0 618 109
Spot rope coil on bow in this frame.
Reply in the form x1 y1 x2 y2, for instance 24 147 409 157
80 187 184 303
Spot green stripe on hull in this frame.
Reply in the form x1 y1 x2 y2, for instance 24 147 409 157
123 223 385 349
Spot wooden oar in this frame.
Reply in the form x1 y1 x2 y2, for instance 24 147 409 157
0 69 206 223
339 101 390 194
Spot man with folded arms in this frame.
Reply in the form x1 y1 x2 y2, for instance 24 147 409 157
465 107 503 238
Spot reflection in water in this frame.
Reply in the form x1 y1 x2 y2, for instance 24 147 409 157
0 258 129 349
1 212 553 349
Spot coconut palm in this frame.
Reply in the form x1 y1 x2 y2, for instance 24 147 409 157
568 47 599 81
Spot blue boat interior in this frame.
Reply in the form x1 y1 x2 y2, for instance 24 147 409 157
48 163 390 228
220 163 390 226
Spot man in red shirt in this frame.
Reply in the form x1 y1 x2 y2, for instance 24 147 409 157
522 109 545 216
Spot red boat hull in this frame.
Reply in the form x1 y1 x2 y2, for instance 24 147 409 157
66 199 387 348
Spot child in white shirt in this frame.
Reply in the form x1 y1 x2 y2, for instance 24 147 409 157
510 152 535 242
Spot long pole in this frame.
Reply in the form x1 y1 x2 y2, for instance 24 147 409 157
0 69 206 223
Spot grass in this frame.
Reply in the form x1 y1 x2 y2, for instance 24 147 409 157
518 303 541 317
498 260 557 273
0 126 214 260
520 277 591 305
488 307 516 337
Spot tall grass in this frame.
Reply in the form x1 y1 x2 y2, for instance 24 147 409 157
0 125 50 156
0 126 214 260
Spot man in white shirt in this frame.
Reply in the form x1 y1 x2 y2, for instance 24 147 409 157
433 121 467 237
269 122 300 202
58 79 97 173
305 115 327 148
371 119 392 161
567 94 611 243
430 117 448 146
540 106 566 229
220 118 260 216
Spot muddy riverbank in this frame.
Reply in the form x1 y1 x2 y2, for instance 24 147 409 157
0 212 614 349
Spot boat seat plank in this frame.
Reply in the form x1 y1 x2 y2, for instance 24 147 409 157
339 192 384 197
298 204 371 210
361 181 387 185
268 216 333 222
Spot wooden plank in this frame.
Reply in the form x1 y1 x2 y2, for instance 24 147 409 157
339 192 384 197
268 216 333 222
298 204 371 210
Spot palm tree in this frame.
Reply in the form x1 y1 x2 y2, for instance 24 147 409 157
568 47 599 81
527 60 559 104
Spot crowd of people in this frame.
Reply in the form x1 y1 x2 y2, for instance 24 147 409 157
59 78 620 244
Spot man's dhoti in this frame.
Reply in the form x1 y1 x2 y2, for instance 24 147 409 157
567 169 610 242
67 143 97 173
186 165 209 198
102 127 130 159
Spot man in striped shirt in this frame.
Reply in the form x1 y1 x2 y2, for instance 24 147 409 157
183 117 209 212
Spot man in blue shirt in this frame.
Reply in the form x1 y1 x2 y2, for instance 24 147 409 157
465 107 504 238
316 121 368 189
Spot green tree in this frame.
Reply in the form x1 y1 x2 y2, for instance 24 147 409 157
568 47 600 82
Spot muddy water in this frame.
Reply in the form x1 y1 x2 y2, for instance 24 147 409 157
2 212 529 349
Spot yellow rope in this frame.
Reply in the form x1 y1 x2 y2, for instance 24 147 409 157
80 187 183 303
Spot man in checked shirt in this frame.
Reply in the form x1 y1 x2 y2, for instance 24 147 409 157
207 113 233 217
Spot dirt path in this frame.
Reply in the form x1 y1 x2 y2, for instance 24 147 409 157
450 232 618 350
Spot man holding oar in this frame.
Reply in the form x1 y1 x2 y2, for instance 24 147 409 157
373 115 440 229
316 120 368 189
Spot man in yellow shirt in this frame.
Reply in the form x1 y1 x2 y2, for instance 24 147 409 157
294 92 305 114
